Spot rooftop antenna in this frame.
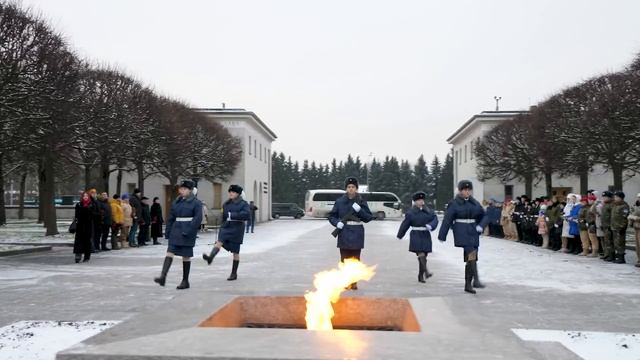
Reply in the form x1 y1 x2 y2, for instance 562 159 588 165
494 96 502 111
222 102 226 109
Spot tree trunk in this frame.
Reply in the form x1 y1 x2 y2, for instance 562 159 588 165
18 172 27 220
85 165 92 190
38 160 44 224
612 164 623 191
524 174 533 198
100 156 110 194
40 153 59 236
0 155 6 226
136 161 144 195
544 172 553 198
579 169 589 195
116 167 123 195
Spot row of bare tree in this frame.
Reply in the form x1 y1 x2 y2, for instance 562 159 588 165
475 53 640 197
0 2 242 233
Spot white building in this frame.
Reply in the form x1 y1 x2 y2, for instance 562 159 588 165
109 108 277 223
447 110 640 203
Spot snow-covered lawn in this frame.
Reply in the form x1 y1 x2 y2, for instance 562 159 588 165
513 329 640 360
0 321 117 360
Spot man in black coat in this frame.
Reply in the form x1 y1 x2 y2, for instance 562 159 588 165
128 188 143 247
99 192 113 251
138 196 151 246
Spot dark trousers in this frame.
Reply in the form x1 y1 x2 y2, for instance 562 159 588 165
339 248 361 262
100 224 111 249
138 224 150 245
246 215 256 233
515 222 523 242
92 222 102 250
489 223 504 238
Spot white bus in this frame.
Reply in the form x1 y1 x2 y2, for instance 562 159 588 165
305 189 403 220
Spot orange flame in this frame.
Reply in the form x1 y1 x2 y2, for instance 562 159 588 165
304 258 376 330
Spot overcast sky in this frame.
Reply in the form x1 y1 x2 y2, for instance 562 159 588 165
21 0 640 165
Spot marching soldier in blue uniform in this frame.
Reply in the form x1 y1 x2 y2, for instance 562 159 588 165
396 191 439 283
202 185 250 281
438 180 490 294
328 177 374 290
154 179 203 290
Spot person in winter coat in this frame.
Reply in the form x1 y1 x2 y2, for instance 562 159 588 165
501 201 517 240
627 193 640 268
577 196 591 256
438 180 490 294
561 194 577 253
150 197 164 245
546 198 563 251
138 196 151 246
611 191 630 264
98 192 113 251
567 195 583 254
73 192 95 263
120 194 133 249
202 185 250 281
396 191 439 283
535 206 549 249
586 194 600 257
154 180 202 290
128 188 143 247
200 202 209 232
328 177 374 290
600 191 615 262
109 194 123 250
246 201 258 233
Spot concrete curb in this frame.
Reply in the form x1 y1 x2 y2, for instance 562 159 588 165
0 245 52 257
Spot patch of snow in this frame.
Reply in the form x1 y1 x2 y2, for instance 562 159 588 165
513 328 640 360
0 320 118 360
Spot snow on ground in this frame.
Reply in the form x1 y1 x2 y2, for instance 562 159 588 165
0 221 74 245
0 320 117 360
513 329 640 360
378 221 640 295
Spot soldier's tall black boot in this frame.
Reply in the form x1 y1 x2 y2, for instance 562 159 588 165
227 260 239 281
471 261 485 288
154 256 173 287
202 247 220 265
417 256 426 283
464 262 476 294
177 261 190 290
613 254 626 264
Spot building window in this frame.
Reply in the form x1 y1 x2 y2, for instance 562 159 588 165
249 136 252 155
470 141 473 160
464 145 467 163
259 143 262 161
254 139 257 158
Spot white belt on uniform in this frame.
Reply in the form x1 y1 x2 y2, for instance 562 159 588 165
176 217 193 222
346 221 362 225
411 226 428 231
455 219 475 224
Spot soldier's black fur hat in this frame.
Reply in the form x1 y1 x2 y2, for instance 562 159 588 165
178 179 195 190
412 192 427 201
345 177 359 189
614 191 625 199
602 191 614 198
457 180 473 191
228 184 243 194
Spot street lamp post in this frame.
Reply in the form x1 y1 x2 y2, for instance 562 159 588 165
494 96 502 111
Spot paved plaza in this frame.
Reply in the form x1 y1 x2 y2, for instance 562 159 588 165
1 219 639 359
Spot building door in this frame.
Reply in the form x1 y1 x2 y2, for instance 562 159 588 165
213 183 222 210
552 187 572 199
504 185 514 202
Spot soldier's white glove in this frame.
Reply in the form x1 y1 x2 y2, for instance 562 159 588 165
227 212 231 221
426 225 433 231
476 225 483 233
352 203 361 212
554 224 559 228
337 222 344 229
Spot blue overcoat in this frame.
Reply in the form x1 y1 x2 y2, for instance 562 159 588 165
397 206 439 253
437 195 489 253
328 194 374 249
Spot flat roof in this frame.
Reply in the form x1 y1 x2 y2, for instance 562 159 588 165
446 111 528 143
193 108 278 140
